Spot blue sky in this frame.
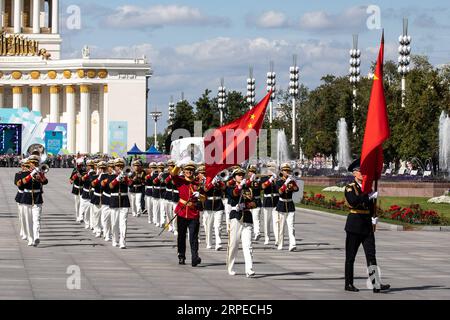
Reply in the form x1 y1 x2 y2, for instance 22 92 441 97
60 0 450 134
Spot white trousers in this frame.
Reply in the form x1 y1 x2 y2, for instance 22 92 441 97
79 198 91 228
152 198 160 225
101 205 111 241
277 211 296 250
110 208 129 247
262 207 274 243
227 219 253 274
251 208 261 238
203 210 223 249
91 204 102 235
17 203 27 239
23 204 41 245
74 195 80 220
165 201 175 231
160 199 168 227
224 199 231 232
145 196 153 223
129 193 143 217
272 210 282 245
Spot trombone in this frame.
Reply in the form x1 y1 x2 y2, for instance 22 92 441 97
26 144 50 174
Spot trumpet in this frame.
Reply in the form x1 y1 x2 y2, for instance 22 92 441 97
40 164 50 174
123 166 133 176
293 169 301 178
219 169 230 180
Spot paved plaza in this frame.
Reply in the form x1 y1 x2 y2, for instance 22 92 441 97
0 169 449 300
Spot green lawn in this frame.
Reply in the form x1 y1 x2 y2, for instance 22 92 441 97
303 185 450 219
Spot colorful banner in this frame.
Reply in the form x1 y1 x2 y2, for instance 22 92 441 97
109 121 128 158
45 131 63 155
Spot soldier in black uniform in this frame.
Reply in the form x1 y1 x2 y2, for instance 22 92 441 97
260 162 279 245
100 160 114 241
203 173 226 250
15 159 28 241
91 161 108 238
151 163 163 226
275 163 299 251
70 158 85 221
227 168 257 277
145 162 156 224
162 160 176 233
248 166 262 241
344 159 390 293
129 160 146 217
21 155 48 247
79 160 95 229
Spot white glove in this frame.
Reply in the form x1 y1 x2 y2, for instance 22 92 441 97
239 179 247 189
158 172 164 179
31 168 39 177
192 191 200 198
116 172 124 181
284 177 293 186
249 173 256 182
89 169 94 174
369 192 378 200
212 176 220 185
372 217 379 225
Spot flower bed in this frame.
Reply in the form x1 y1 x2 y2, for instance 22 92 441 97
301 192 448 225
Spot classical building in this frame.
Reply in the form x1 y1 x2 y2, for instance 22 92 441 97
0 0 152 154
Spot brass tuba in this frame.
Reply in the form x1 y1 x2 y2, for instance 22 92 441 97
26 144 49 173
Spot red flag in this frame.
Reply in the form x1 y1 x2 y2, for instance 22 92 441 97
204 91 272 183
360 32 390 193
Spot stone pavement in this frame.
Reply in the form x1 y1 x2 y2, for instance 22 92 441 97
0 169 449 300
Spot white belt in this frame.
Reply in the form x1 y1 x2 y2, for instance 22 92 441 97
103 193 111 198
166 189 173 192
18 190 24 193
264 194 279 198
207 197 222 201
254 196 261 199
83 188 90 193
145 186 153 190
24 189 41 193
278 198 293 203
173 190 179 193
73 185 81 189
153 186 161 190
94 192 102 197
132 184 143 187
110 193 128 196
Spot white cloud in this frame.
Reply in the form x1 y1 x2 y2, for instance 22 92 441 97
102 5 229 29
249 11 290 29
299 6 367 32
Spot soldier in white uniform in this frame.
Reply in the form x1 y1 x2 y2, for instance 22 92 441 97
129 160 146 217
145 162 156 224
14 160 28 241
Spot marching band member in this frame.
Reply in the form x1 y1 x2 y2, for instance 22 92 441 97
196 165 207 233
260 162 279 245
203 173 225 251
275 163 299 251
145 162 157 224
108 158 131 249
129 160 145 217
158 162 169 228
70 158 85 221
151 163 163 227
79 160 95 229
162 160 176 233
170 161 202 267
91 161 108 238
21 155 48 247
15 159 28 241
248 166 262 241
100 160 115 242
227 168 256 277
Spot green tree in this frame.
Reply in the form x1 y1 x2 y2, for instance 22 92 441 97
172 100 195 137
224 91 250 123
194 89 221 131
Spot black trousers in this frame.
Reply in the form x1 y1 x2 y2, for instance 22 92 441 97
177 216 200 261
345 231 377 286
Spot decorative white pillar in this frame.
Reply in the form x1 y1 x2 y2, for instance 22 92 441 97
66 85 76 153
51 0 58 34
13 0 22 33
102 84 109 154
12 86 23 109
32 0 40 33
80 84 91 153
49 85 60 123
0 0 4 30
31 86 41 112
0 87 4 108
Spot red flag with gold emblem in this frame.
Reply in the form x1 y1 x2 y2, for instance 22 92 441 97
360 32 390 193
204 91 272 183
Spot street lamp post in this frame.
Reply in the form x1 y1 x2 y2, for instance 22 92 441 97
289 55 300 147
247 67 256 108
150 108 162 149
349 34 361 133
218 78 227 126
266 61 277 127
168 96 176 132
398 18 411 108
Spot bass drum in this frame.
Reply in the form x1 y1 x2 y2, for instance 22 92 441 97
292 178 305 204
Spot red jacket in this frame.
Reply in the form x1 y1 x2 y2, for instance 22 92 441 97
172 174 201 220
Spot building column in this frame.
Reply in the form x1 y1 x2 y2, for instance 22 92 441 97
49 85 60 123
0 86 4 108
80 84 91 154
31 86 41 112
12 86 23 109
13 0 22 33
0 0 4 30
51 0 58 34
66 85 76 153
102 84 109 154
32 0 39 33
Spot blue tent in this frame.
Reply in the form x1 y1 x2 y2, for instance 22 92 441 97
127 144 144 155
145 145 162 155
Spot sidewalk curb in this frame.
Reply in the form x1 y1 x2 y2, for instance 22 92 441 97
296 207 404 231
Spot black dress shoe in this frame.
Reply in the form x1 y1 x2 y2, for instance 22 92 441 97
345 284 360 292
192 257 202 267
178 257 186 265
373 284 391 293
